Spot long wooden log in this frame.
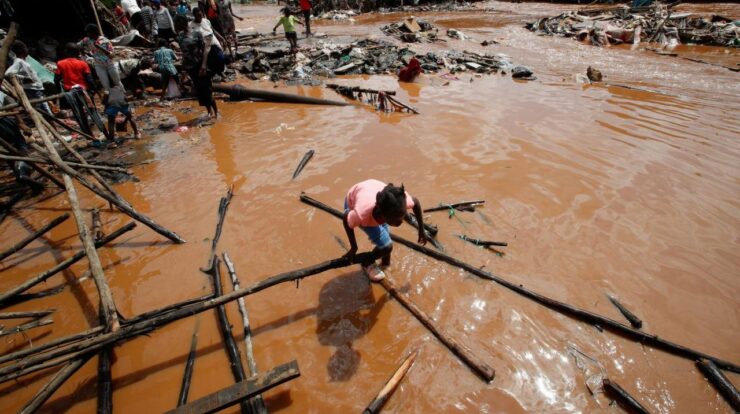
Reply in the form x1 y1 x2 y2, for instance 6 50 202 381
97 346 113 414
40 111 96 141
124 294 215 325
696 359 740 411
177 319 201 406
380 276 494 382
0 92 66 113
603 378 651 414
0 23 18 86
18 355 93 414
0 309 55 319
0 252 377 384
291 150 314 180
0 137 65 190
364 350 418 414
0 222 136 306
209 256 251 414
0 213 70 261
456 234 507 248
299 194 740 373
326 84 397 96
1 285 65 308
0 154 129 173
213 84 349 106
202 187 233 274
12 77 119 332
607 294 643 329
424 200 485 213
224 252 268 414
165 360 300 414
0 317 53 337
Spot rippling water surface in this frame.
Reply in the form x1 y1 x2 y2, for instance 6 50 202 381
0 2 738 413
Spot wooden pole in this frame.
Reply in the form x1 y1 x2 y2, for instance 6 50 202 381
607 294 643 329
0 222 135 306
40 111 96 141
0 309 55 319
0 326 103 365
208 256 251 414
696 359 740 411
602 378 651 414
0 318 53 337
18 356 93 414
165 360 300 414
299 193 740 373
0 251 378 383
0 23 19 86
380 276 495 382
177 319 201 406
202 187 233 273
364 350 418 414
0 92 66 112
424 200 485 213
291 150 314 180
0 137 65 190
223 252 268 414
0 154 129 173
456 234 507 248
97 346 113 414
92 208 104 242
90 0 104 36
0 213 70 261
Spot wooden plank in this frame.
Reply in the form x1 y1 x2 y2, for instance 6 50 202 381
165 360 300 414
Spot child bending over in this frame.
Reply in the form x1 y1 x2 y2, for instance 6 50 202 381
272 8 303 54
343 179 427 281
103 86 141 147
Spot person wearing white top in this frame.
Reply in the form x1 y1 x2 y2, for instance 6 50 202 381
120 0 144 32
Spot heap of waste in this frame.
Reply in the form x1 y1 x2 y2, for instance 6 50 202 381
527 4 739 47
380 17 440 43
234 39 527 82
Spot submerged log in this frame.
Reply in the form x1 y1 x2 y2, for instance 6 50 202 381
603 378 651 414
209 256 250 414
18 355 93 414
213 84 349 106
165 360 300 414
0 309 55 319
0 317 53 337
1 285 65 308
424 200 485 213
178 319 201 407
0 251 377 383
380 276 494 382
696 359 740 411
224 252 268 414
292 150 314 180
0 213 70 261
299 193 740 373
364 350 418 414
607 294 643 329
456 234 508 248
0 222 136 306
97 346 113 414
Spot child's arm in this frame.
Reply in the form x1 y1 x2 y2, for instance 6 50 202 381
342 210 358 261
412 197 427 245
272 20 281 34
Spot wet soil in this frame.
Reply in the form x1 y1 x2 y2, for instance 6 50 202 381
0 1 738 413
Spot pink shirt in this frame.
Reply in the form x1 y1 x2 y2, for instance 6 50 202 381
346 179 415 228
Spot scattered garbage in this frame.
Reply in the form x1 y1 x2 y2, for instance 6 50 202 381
381 17 440 43
318 10 357 21
447 29 467 40
527 3 739 47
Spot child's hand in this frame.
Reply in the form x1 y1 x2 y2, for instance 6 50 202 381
417 231 428 246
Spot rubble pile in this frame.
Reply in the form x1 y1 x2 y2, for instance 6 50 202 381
527 4 740 47
234 39 525 82
380 17 440 43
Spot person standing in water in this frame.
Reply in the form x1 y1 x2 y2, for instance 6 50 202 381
272 8 303 54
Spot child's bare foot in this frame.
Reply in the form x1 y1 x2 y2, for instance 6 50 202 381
134 132 142 139
363 264 385 282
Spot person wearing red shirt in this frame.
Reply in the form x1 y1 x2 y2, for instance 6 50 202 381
299 0 312 36
54 43 96 93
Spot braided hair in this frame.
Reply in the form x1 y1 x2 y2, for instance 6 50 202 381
376 183 407 220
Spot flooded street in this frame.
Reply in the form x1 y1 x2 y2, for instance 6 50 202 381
1 1 738 413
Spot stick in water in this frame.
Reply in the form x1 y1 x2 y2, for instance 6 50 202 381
364 350 418 414
607 294 642 329
177 318 201 406
696 359 740 411
0 213 70 261
292 149 314 180
602 378 651 414
456 234 508 248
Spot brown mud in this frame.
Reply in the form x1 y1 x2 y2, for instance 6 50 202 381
0 1 738 413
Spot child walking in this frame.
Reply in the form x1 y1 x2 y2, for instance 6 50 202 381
272 8 303 54
343 179 427 282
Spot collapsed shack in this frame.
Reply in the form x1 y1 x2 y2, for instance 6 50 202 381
381 17 441 43
235 38 526 83
527 3 740 47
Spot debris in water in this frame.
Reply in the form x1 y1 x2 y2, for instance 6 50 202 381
292 149 315 180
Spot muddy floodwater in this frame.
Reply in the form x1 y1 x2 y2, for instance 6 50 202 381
1 1 739 413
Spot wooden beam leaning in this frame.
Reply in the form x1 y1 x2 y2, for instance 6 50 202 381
0 213 70 261
0 222 136 307
0 154 128 173
0 23 18 86
11 78 119 332
298 193 740 373
165 360 300 414
380 276 495 382
0 252 377 384
364 350 418 414
18 355 93 414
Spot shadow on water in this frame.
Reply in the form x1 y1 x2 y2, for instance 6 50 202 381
316 271 388 382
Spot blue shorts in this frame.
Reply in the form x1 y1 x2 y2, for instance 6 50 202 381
345 198 392 248
105 105 131 118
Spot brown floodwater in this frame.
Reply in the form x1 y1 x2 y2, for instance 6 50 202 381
1 1 738 413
